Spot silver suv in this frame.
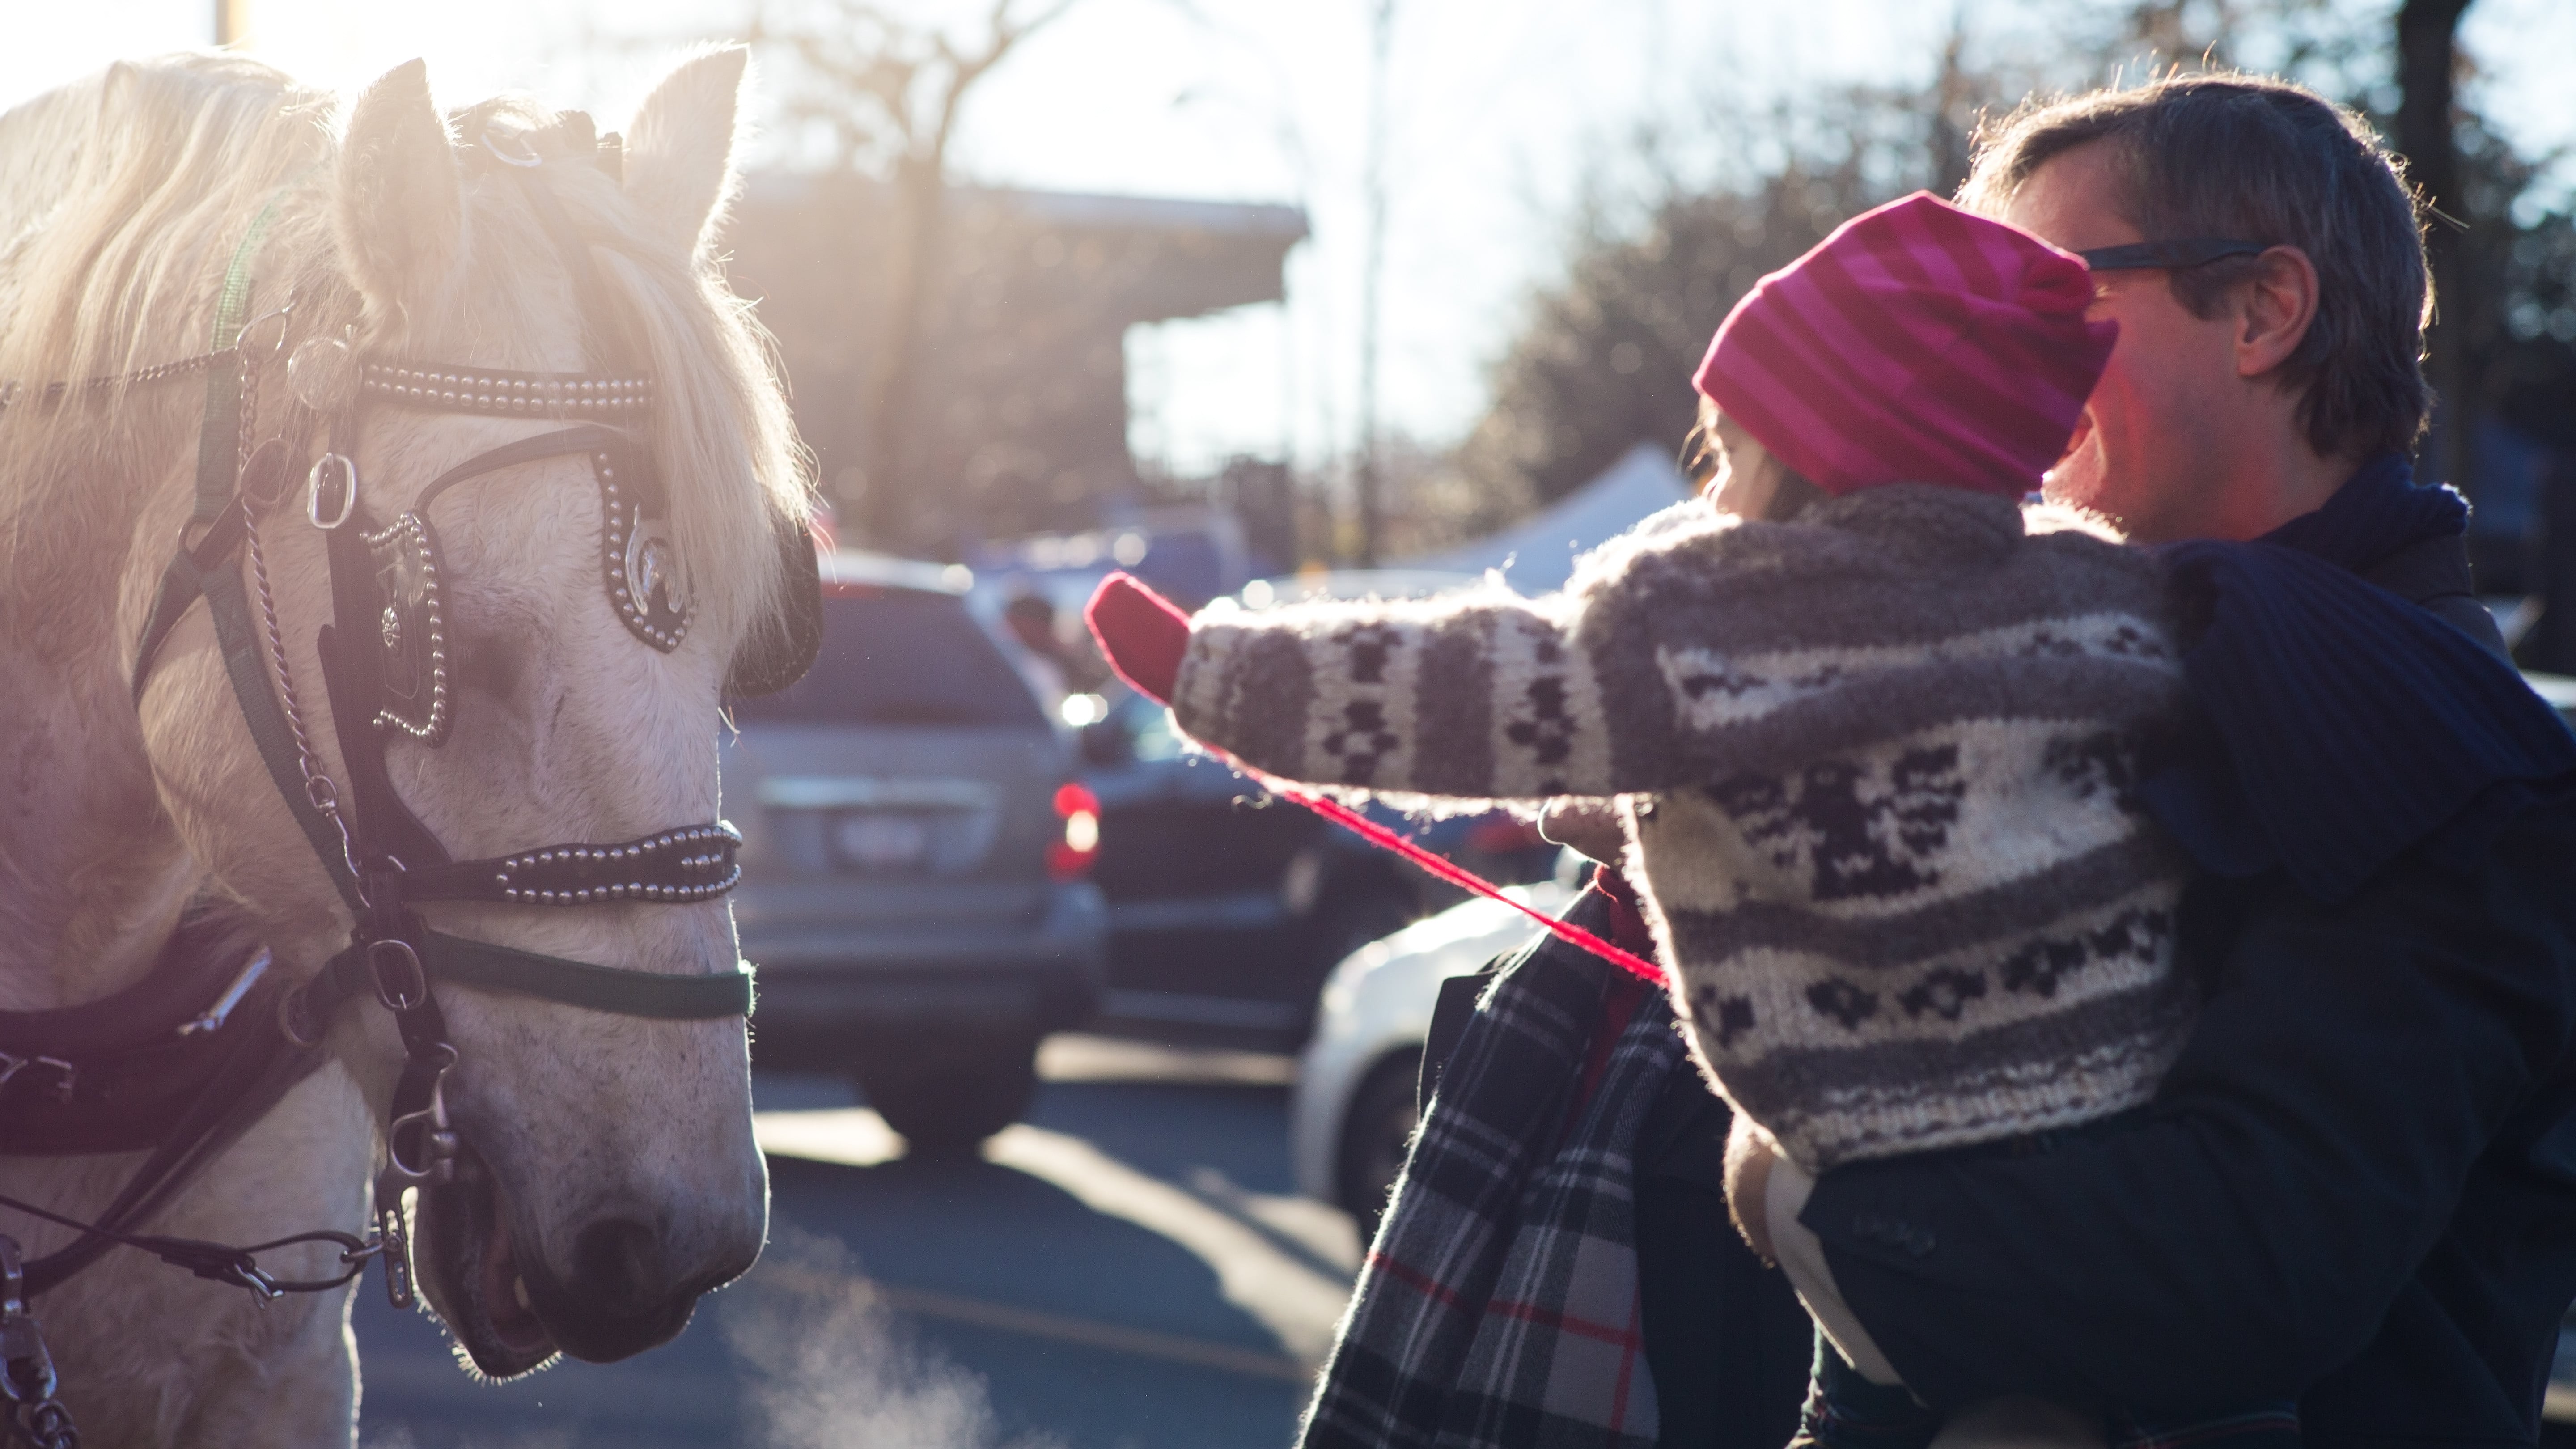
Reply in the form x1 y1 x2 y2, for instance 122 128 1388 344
722 552 1106 1151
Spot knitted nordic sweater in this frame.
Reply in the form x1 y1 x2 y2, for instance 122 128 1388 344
1171 486 2197 1170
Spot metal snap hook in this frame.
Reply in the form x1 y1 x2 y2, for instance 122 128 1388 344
307 453 358 530
235 295 297 361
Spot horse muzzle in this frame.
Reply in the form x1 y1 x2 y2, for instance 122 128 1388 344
521 1206 754 1363
416 1144 760 1376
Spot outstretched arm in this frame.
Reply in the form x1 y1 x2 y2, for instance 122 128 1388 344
1086 488 2184 809
1087 568 1676 802
1167 584 1628 802
1092 564 1710 794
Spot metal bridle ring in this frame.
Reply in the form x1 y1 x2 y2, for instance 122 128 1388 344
481 130 545 169
365 940 428 1013
276 986 328 1049
307 453 358 530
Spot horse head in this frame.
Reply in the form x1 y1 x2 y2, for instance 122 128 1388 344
127 51 802 1377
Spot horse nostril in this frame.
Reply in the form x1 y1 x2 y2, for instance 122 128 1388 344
568 1216 665 1318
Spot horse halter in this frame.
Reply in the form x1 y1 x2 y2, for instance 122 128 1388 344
108 117 823 1316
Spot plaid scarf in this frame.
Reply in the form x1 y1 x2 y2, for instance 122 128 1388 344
1299 890 1687 1449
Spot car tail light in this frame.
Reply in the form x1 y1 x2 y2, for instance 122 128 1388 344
1049 781 1101 881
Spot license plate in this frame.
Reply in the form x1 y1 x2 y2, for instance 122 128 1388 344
830 811 932 870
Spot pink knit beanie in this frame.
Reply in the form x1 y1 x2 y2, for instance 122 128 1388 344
1691 191 2117 498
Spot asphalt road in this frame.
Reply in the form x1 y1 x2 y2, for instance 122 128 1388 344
354 1036 1356 1449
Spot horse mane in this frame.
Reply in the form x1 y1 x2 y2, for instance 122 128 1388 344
0 51 808 662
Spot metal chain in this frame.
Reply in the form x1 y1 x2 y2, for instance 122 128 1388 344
11 1400 77 1449
0 347 230 415
243 505 362 891
237 344 261 475
0 1239 75 1449
230 312 364 886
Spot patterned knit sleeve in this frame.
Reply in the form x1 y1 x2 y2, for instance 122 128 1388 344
1167 586 1637 802
1161 491 2189 808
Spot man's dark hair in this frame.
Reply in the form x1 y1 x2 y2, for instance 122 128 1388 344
1962 74 2431 461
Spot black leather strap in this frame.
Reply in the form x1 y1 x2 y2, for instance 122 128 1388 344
202 537 366 909
516 184 642 370
128 500 248 703
420 932 754 1019
289 931 753 1034
20 988 326 1296
412 424 636 514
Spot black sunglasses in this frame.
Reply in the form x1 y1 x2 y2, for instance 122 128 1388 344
2076 238 2270 271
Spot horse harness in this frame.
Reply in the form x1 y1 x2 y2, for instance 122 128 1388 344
0 118 820 1447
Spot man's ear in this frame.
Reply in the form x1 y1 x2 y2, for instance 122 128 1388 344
2233 246 2322 380
623 47 748 262
335 60 462 317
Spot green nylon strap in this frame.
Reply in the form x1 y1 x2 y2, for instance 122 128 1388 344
190 342 242 525
419 931 755 1019
190 189 288 525
194 547 365 912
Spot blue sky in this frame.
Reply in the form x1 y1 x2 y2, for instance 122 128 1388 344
12 0 2571 481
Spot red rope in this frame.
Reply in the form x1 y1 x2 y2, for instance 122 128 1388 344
1233 765 1665 984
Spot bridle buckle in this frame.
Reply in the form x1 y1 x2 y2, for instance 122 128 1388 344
306 452 358 530
365 939 428 1013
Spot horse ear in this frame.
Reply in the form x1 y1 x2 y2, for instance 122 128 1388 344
623 47 748 261
335 59 462 309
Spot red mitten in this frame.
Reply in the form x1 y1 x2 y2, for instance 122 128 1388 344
1085 572 1191 705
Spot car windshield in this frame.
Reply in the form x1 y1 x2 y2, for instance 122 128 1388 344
732 589 1047 728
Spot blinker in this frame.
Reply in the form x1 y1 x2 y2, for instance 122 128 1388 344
366 513 449 744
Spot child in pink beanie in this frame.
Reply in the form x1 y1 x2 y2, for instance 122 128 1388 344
1092 194 2280 1445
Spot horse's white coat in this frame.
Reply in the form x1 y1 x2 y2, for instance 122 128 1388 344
0 48 803 1447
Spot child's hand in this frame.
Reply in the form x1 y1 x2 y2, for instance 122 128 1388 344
1724 1114 1780 1264
1084 572 1190 705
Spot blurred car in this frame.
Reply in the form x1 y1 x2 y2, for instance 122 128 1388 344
1291 859 1585 1234
722 550 1107 1152
1077 686 1560 1051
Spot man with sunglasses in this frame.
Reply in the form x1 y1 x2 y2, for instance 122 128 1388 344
1726 74 2576 1443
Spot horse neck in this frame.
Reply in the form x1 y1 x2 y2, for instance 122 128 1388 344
0 385 204 1010
0 623 199 1010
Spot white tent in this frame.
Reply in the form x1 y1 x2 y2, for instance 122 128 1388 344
1409 441 1693 594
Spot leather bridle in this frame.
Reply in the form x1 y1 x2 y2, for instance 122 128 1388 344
0 114 818 1439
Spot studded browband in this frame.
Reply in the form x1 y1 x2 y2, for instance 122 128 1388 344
360 363 652 418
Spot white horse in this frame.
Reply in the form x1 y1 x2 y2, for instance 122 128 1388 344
0 48 804 1445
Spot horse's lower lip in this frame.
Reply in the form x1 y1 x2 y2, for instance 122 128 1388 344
477 1190 554 1357
422 1150 558 1377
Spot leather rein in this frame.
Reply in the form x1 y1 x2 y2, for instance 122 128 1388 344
0 120 816 1441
